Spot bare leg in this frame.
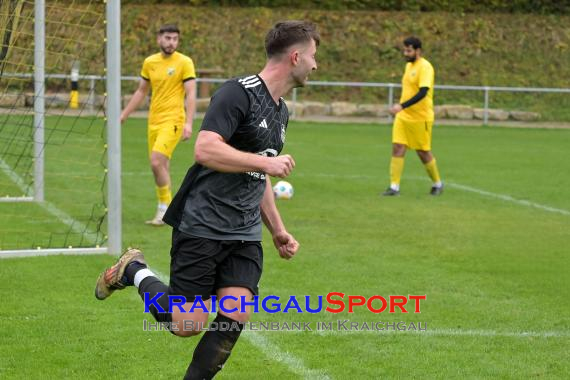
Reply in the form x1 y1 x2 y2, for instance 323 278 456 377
416 149 433 164
150 151 170 188
392 143 407 158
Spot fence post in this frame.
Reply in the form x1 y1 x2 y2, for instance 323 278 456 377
388 83 394 123
291 88 297 120
483 86 490 126
88 77 96 113
194 79 199 120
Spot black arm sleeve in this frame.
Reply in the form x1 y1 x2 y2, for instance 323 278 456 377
200 81 250 141
401 87 429 109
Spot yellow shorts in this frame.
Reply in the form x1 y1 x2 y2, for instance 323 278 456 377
392 116 433 151
148 121 183 158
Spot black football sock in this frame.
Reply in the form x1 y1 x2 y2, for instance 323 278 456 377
137 276 172 325
184 313 245 380
121 261 147 286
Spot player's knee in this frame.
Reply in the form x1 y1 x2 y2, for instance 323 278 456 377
150 156 162 170
416 150 433 163
393 144 406 156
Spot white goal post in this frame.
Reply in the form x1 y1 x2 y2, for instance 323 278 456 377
0 0 121 258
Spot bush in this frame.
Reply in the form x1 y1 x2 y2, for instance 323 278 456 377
118 0 570 14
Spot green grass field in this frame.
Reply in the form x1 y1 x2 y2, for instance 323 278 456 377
0 114 107 249
1 117 569 379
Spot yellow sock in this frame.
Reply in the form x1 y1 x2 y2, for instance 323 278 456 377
424 159 441 184
390 157 405 188
156 185 172 206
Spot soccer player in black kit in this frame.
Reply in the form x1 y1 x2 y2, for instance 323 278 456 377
95 21 320 379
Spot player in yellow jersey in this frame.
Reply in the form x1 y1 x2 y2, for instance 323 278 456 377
383 37 443 196
121 24 197 225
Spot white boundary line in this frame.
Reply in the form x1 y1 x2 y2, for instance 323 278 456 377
120 169 570 216
0 247 106 258
40 201 101 242
309 327 570 339
403 175 570 216
299 171 570 217
147 270 332 380
5 164 566 371
0 157 103 257
134 275 568 344
119 170 570 215
141 275 568 343
246 330 332 379
303 172 570 216
445 182 570 216
0 157 33 197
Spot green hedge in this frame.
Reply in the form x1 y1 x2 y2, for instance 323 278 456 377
111 5 570 120
118 0 570 14
5 3 570 120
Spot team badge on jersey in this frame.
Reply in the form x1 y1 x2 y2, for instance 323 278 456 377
167 67 175 76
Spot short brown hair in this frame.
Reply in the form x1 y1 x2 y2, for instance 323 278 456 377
404 36 422 49
158 24 180 35
265 21 320 58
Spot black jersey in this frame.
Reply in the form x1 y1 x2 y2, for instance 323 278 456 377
163 75 289 241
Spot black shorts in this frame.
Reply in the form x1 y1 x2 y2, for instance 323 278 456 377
168 229 263 301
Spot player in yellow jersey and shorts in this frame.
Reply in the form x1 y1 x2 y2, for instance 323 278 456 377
121 25 197 224
383 36 443 196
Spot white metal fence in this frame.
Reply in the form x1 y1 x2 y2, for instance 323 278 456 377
3 73 570 125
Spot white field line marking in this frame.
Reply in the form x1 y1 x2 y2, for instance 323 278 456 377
448 182 570 216
143 276 567 343
0 158 100 247
120 170 570 215
40 201 100 243
308 327 570 339
138 275 568 343
147 270 332 380
405 175 570 216
120 171 376 180
245 330 332 379
0 157 32 196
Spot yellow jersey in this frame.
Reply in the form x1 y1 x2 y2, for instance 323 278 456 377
398 57 434 121
141 51 196 125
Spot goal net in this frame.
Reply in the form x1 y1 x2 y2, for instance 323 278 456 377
0 0 120 257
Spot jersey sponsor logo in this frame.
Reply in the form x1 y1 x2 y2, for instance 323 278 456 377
245 171 266 180
258 119 268 129
245 148 277 180
257 148 278 157
167 67 175 76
